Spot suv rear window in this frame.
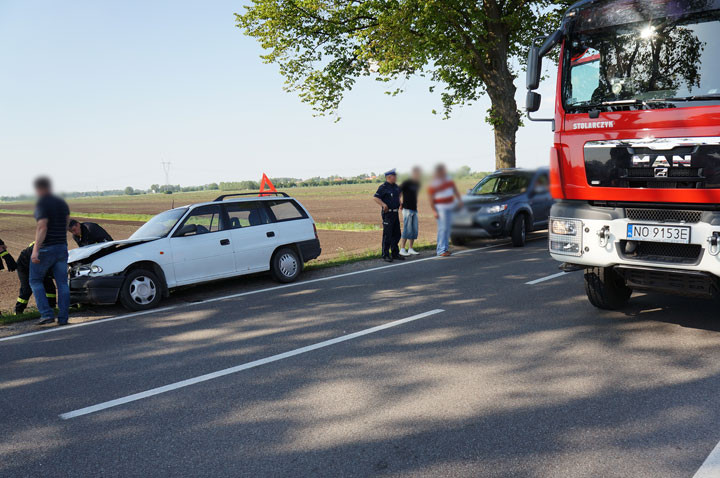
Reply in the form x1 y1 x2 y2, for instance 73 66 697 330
267 200 307 221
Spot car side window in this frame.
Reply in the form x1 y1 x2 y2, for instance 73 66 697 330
267 200 307 222
225 202 271 228
535 174 550 192
175 205 222 236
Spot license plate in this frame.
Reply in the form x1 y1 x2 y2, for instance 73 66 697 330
453 213 474 226
626 224 691 244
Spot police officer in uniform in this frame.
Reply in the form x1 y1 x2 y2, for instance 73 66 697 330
373 169 405 262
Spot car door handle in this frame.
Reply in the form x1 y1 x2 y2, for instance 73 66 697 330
220 239 230 246
266 231 275 238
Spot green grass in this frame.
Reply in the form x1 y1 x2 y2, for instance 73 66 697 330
305 241 436 270
0 209 152 222
0 309 41 325
0 208 379 231
314 221 380 231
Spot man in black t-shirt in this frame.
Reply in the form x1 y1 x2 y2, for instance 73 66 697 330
399 166 422 256
30 177 71 326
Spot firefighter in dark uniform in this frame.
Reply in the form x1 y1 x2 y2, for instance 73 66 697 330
15 242 57 314
68 219 113 247
373 169 404 262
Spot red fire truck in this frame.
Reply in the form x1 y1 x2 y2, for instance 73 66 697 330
526 0 720 309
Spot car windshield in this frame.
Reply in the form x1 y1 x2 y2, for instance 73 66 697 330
471 173 533 195
564 3 720 112
130 208 187 239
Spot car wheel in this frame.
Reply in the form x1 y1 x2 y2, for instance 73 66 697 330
271 247 302 283
511 214 527 247
451 236 467 246
584 267 632 310
119 268 162 311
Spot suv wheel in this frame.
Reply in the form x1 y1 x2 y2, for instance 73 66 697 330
584 267 632 310
271 247 302 283
511 214 527 247
119 268 162 311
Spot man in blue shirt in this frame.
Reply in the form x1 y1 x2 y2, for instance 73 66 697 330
373 169 404 262
30 177 71 326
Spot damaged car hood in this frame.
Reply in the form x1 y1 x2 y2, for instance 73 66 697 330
68 238 158 264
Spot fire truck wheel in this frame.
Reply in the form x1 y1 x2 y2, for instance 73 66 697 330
119 268 162 311
271 247 302 283
511 214 527 247
584 266 632 310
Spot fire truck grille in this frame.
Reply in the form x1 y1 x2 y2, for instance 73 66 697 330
625 208 702 223
619 240 702 264
625 167 701 178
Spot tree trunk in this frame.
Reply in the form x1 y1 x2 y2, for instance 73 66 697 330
481 17 520 170
490 89 519 170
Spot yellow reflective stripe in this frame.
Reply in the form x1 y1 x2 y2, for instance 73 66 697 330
28 242 35 247
46 293 57 298
0 251 8 257
16 297 29 304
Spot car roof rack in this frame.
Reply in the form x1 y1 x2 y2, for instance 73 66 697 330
213 192 290 201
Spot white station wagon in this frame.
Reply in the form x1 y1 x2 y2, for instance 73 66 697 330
68 193 321 310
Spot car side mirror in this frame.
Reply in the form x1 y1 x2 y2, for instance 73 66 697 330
526 91 541 113
176 224 198 237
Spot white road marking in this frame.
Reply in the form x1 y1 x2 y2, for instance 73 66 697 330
525 271 569 285
694 441 720 478
1 238 544 344
59 308 444 419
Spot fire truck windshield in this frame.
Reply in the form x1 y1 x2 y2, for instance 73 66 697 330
563 8 720 112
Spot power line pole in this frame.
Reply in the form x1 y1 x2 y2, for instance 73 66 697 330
161 161 171 185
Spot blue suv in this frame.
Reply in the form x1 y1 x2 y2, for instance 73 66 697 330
451 168 553 247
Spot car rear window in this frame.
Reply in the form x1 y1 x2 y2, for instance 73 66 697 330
267 200 307 221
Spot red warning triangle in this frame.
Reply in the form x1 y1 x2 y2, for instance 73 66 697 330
259 173 277 196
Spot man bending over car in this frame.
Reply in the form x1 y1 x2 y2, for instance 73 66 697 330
68 219 113 247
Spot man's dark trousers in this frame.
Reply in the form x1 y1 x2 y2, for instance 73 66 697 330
382 210 401 258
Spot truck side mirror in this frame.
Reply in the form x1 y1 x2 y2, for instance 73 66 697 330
526 91 541 113
526 45 542 91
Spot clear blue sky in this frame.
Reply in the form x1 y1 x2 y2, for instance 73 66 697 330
0 0 557 196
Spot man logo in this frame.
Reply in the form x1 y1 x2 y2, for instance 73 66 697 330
654 167 669 178
632 154 692 167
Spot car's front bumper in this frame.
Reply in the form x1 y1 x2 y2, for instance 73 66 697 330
451 211 508 238
70 275 124 305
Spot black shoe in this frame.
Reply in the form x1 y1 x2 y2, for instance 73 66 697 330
37 317 55 325
382 256 393 263
392 255 406 261
57 321 69 327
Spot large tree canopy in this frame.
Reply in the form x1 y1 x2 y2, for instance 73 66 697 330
236 1 568 169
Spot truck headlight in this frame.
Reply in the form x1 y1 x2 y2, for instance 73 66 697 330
91 265 103 274
549 218 583 256
485 204 508 214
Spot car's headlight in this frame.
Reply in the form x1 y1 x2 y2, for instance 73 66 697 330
485 204 508 214
74 265 103 277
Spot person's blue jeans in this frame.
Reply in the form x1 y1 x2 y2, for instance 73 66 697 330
29 244 70 323
436 207 453 255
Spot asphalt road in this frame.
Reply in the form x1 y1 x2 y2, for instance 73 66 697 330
3 238 720 477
